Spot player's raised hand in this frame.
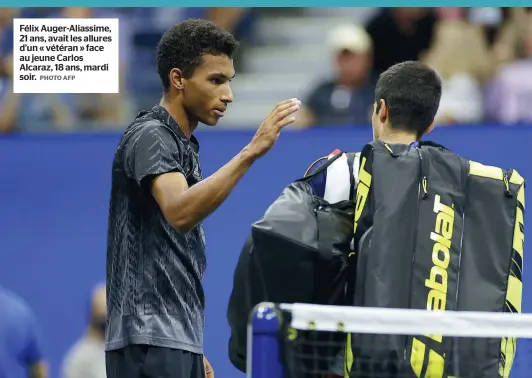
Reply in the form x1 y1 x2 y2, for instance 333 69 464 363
246 98 301 158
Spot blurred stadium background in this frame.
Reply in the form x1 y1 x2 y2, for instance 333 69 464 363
1 7 532 131
1 6 532 378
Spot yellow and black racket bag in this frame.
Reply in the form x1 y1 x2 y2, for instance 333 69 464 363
347 140 525 378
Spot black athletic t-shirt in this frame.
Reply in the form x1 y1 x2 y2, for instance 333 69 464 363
105 105 206 354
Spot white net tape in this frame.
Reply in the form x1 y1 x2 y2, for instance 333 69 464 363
247 303 532 377
281 303 532 338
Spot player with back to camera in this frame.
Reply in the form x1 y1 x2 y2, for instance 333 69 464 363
306 61 441 201
305 61 442 378
105 19 301 378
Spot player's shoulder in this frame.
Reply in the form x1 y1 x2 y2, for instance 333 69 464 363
128 111 170 135
122 112 178 149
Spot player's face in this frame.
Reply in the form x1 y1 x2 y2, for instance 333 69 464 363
183 54 235 126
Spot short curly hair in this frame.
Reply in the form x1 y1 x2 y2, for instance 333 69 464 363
375 61 441 138
156 18 239 92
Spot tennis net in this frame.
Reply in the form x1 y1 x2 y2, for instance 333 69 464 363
247 302 532 378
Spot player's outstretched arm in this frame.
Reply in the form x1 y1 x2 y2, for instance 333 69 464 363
152 98 301 233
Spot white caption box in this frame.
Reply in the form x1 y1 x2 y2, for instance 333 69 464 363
13 18 119 94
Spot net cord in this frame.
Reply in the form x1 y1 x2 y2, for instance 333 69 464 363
278 303 532 338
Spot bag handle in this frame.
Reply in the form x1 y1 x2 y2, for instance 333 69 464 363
298 150 345 183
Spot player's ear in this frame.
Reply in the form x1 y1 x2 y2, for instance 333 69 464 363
169 68 185 91
377 99 387 123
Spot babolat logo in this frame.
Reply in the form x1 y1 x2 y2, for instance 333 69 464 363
411 194 454 378
426 194 454 316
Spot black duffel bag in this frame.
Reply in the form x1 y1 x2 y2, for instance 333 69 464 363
227 151 359 372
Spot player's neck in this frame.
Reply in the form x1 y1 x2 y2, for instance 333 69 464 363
159 96 198 139
378 128 418 145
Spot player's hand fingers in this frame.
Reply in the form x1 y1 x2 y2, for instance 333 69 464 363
276 98 300 109
263 99 298 124
274 103 300 124
277 115 297 129
272 98 300 116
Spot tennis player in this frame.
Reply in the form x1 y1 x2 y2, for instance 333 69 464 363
306 61 442 378
105 19 300 378
306 61 440 200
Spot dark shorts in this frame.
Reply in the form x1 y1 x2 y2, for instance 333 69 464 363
106 345 206 378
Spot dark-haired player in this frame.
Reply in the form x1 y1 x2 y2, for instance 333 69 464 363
105 19 300 378
306 61 442 377
306 60 441 200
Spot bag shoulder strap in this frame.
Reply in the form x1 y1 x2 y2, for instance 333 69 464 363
345 152 359 201
299 149 345 183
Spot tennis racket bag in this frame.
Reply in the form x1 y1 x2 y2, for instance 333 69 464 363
346 140 525 378
227 151 358 373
